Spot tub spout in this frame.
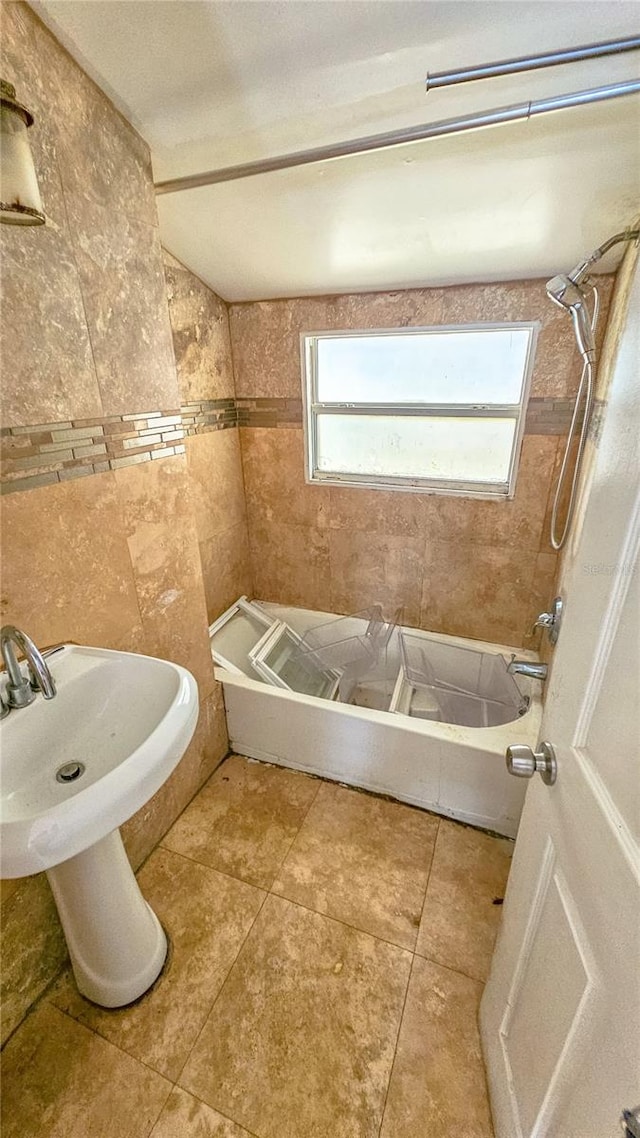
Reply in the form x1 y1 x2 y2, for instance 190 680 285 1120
507 656 548 681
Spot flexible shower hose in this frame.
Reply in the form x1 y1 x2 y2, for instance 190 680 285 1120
549 286 600 551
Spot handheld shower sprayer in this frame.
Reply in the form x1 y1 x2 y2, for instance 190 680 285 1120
545 274 596 362
546 226 639 551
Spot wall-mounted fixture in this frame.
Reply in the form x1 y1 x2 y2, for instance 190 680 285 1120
0 79 45 226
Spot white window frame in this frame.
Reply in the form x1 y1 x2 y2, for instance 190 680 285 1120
301 321 539 500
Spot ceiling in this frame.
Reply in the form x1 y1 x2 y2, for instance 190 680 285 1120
33 1 640 301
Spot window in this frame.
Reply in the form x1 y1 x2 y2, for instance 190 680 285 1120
302 323 538 498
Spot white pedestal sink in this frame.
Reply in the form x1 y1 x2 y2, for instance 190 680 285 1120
0 645 198 1007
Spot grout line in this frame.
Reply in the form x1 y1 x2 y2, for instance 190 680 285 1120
411 946 488 987
46 1002 176 1087
265 775 323 890
266 890 415 957
155 841 268 895
414 815 441 937
170 1086 263 1138
173 889 270 1087
376 950 416 1138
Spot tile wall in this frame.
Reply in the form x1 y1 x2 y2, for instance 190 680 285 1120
229 279 612 646
0 3 242 1043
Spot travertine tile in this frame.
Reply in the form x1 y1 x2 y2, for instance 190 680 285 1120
163 251 235 404
199 522 253 624
329 528 424 625
417 819 512 981
179 894 412 1138
66 196 178 417
48 848 263 1080
149 1088 253 1138
240 427 329 530
331 287 446 329
114 454 216 699
187 430 247 542
162 755 319 889
0 874 67 1046
421 434 559 552
0 470 141 650
328 484 423 538
380 956 493 1138
274 783 438 949
230 297 332 398
0 224 102 428
248 517 332 611
420 539 538 647
0 1002 170 1138
121 687 228 871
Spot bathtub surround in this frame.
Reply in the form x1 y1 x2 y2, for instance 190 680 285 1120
230 279 612 647
163 249 253 623
0 3 232 1043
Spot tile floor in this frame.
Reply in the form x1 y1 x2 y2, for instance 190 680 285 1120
1 754 513 1138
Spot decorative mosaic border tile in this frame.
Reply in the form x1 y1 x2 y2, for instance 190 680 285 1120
0 394 585 495
235 396 579 434
236 398 303 428
0 408 188 495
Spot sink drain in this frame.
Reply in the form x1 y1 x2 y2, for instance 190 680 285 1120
56 761 85 783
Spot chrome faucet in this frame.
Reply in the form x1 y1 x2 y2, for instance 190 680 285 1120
507 655 548 681
0 625 56 713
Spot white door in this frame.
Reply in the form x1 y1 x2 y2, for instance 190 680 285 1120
480 256 640 1138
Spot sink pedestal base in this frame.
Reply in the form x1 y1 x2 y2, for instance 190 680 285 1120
46 829 167 1008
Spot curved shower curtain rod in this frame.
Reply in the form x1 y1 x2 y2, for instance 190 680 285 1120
155 34 640 196
155 80 640 196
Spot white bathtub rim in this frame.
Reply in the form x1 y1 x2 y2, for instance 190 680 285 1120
214 664 542 754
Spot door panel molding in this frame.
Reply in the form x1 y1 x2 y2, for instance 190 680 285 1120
574 490 640 752
500 843 601 1138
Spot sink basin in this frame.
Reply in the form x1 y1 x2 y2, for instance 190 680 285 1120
0 643 199 1008
1 644 198 878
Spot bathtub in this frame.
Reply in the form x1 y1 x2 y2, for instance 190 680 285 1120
211 601 543 838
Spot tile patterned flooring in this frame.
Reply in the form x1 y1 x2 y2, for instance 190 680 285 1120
1 754 512 1138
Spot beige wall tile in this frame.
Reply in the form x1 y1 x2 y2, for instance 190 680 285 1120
421 539 538 647
187 430 246 543
114 454 216 699
179 893 412 1138
67 198 179 416
200 522 254 624
231 278 603 640
164 251 235 403
380 956 493 1138
240 427 329 530
0 1003 171 1138
0 225 103 427
249 517 332 610
230 297 332 398
29 12 157 228
329 528 424 624
330 287 445 329
0 471 141 649
329 484 424 538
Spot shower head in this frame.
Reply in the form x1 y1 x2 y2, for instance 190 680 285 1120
546 273 596 362
546 227 640 365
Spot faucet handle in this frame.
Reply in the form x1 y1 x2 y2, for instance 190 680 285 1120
531 596 563 645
